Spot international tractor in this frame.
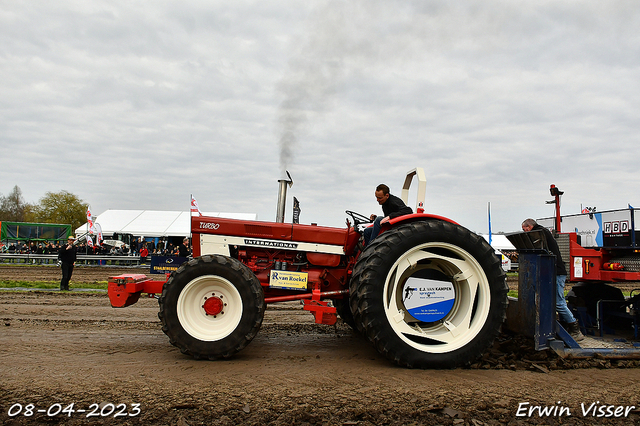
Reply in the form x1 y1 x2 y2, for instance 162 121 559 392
108 168 508 369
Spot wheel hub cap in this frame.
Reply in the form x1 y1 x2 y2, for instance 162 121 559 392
402 276 455 322
203 295 224 316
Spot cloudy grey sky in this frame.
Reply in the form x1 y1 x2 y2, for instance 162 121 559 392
2 1 639 234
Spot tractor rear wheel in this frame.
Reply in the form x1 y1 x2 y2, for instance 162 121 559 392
350 220 508 369
158 255 264 359
333 296 357 330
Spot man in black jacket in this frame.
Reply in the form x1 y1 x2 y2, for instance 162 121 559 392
178 238 190 258
522 218 584 341
363 184 413 245
58 236 78 291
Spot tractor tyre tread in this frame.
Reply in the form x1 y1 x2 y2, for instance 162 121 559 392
349 220 507 369
158 254 264 360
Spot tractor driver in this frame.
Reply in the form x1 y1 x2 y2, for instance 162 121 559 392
363 184 413 245
522 218 584 341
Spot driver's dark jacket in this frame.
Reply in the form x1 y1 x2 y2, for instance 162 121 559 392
382 194 413 219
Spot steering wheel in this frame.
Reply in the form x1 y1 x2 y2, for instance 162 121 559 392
345 210 373 227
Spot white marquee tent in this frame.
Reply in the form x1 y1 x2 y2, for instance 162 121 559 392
75 210 257 238
478 234 516 251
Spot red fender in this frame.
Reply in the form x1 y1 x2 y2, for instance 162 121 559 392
364 213 459 234
372 213 459 235
387 213 459 226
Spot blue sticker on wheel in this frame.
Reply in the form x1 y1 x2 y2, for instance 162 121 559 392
402 277 455 322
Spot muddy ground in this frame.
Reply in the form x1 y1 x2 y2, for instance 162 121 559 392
1 265 640 425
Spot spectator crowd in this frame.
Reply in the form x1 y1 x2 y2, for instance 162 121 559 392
1 237 192 259
128 237 192 258
4 241 61 254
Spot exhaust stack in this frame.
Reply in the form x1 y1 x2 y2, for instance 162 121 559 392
276 171 294 223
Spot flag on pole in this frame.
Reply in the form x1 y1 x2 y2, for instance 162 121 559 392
293 197 301 224
86 235 94 248
94 223 103 245
86 207 94 230
190 195 203 216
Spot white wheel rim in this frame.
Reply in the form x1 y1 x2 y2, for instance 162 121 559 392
383 242 491 354
177 275 243 341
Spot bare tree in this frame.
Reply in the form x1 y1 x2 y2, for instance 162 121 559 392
0 185 32 222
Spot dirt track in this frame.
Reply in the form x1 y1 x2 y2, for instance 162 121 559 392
0 264 166 284
1 266 640 425
2 264 638 294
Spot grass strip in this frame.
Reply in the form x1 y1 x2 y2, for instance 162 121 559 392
0 280 108 290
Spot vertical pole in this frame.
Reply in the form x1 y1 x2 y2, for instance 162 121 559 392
630 205 636 248
86 208 89 255
550 184 563 233
555 192 562 233
488 202 492 246
188 194 193 260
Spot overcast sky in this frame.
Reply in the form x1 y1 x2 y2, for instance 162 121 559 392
1 1 639 234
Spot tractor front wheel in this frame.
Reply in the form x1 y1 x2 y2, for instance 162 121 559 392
158 255 265 359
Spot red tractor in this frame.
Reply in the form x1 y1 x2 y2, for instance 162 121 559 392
108 168 508 368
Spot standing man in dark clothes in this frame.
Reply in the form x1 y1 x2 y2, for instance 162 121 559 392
522 218 584 341
178 237 190 258
363 184 413 245
58 236 78 291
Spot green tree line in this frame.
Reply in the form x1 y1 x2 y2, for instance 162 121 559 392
0 185 88 230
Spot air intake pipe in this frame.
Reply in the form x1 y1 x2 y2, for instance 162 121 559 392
276 171 293 223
